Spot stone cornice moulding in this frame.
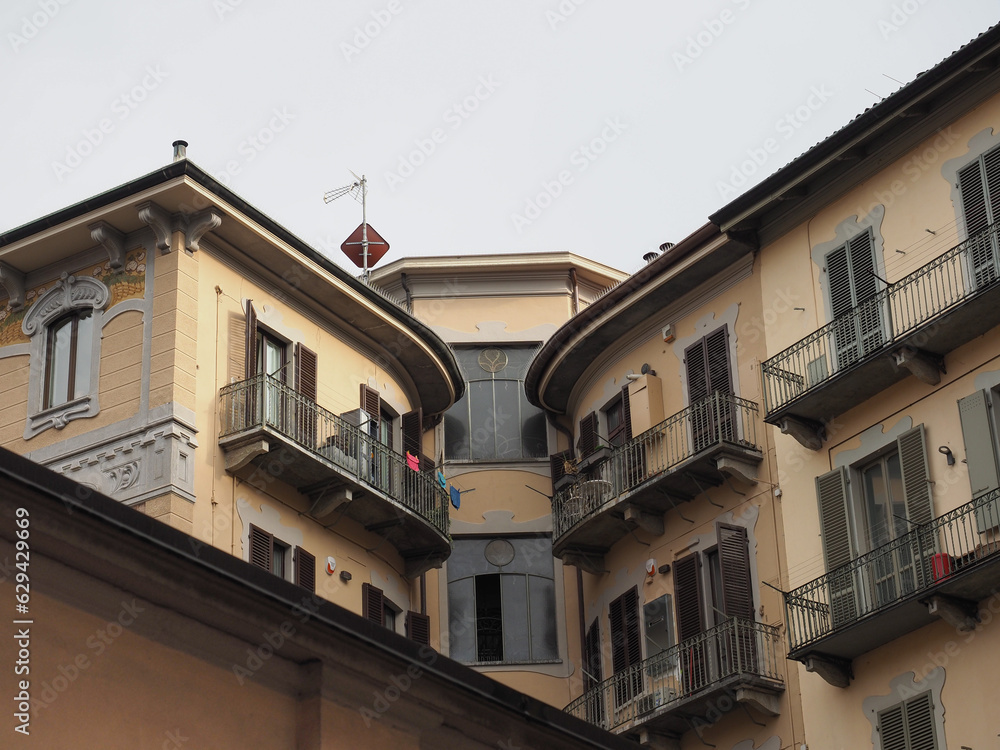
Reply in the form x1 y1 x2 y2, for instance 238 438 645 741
182 207 224 253
21 273 110 336
137 200 173 253
0 261 26 309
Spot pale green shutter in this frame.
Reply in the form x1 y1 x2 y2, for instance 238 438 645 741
897 425 933 526
816 467 857 626
958 390 1000 497
877 703 906 750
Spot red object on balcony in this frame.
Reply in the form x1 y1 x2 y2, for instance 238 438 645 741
932 553 953 581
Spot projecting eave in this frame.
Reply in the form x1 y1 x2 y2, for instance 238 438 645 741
0 160 463 414
710 23 1000 246
525 224 757 415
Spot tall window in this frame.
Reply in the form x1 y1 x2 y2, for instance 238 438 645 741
876 692 938 750
444 347 547 460
247 525 315 592
816 426 932 623
956 144 1000 288
825 229 886 369
44 310 94 409
447 536 558 664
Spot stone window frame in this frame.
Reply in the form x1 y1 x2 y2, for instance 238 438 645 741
23 273 109 439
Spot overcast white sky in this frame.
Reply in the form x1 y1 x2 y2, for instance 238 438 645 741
3 1 998 275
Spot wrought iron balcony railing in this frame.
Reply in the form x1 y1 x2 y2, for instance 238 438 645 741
219 373 449 536
552 392 760 541
761 222 1000 417
564 618 783 733
784 488 1000 654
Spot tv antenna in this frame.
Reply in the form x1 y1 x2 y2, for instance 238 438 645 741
324 172 389 281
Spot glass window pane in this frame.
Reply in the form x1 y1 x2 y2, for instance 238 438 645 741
507 536 554 576
73 312 93 398
528 574 558 660
521 392 547 458
448 577 476 662
47 318 72 407
886 452 908 538
494 381 521 458
501 574 530 662
468 381 496 460
448 538 492 579
863 462 891 547
444 394 471 460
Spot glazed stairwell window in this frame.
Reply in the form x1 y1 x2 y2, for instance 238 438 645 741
24 274 109 438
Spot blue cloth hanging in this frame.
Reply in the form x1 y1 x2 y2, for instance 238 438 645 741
450 485 461 509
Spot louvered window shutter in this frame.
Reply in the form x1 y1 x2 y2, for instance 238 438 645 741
897 425 933 526
362 583 384 625
245 300 258 378
877 693 938 750
903 692 937 750
293 547 316 592
685 339 709 403
878 704 906 750
816 466 858 625
402 408 423 458
549 449 571 485
578 412 598 456
609 593 626 674
620 384 633 441
959 390 1000 497
705 327 733 396
958 149 1000 288
816 467 853 570
622 586 641 670
293 344 318 447
248 524 272 572
827 245 854 319
672 553 704 641
583 618 602 688
360 384 381 419
406 611 431 645
717 523 753 619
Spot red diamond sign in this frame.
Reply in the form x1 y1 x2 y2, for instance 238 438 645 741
340 222 389 269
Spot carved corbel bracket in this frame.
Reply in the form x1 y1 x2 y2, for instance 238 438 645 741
182 207 223 252
0 262 26 309
893 346 945 386
89 221 127 269
779 415 825 451
137 201 174 254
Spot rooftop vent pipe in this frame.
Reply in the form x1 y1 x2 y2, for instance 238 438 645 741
172 140 188 161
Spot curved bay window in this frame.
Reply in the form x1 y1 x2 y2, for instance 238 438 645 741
444 347 547 461
44 310 95 409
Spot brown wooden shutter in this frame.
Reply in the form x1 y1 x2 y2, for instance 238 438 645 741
294 344 318 399
583 618 602 689
578 412 598 456
402 408 423 458
248 524 272 572
293 547 316 592
549 449 571 485
361 384 381 419
362 582 384 625
609 586 641 674
293 343 318 447
705 327 732 396
620 384 633 441
406 611 431 645
245 300 258 378
685 339 708 404
717 523 753 620
672 553 704 641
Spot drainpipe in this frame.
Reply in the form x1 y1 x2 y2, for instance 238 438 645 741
547 413 576 459
569 268 580 315
400 272 413 314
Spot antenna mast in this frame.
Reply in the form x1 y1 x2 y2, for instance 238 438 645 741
324 172 388 281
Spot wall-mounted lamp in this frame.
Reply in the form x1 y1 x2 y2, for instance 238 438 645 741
938 446 956 466
657 563 671 575
339 570 353 582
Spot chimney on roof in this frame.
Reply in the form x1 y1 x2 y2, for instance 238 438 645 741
172 140 188 161
659 242 675 253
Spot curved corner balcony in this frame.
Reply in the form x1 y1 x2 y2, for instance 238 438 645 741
219 374 449 577
784 489 1000 687
565 618 784 739
762 222 1000 450
553 393 763 573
